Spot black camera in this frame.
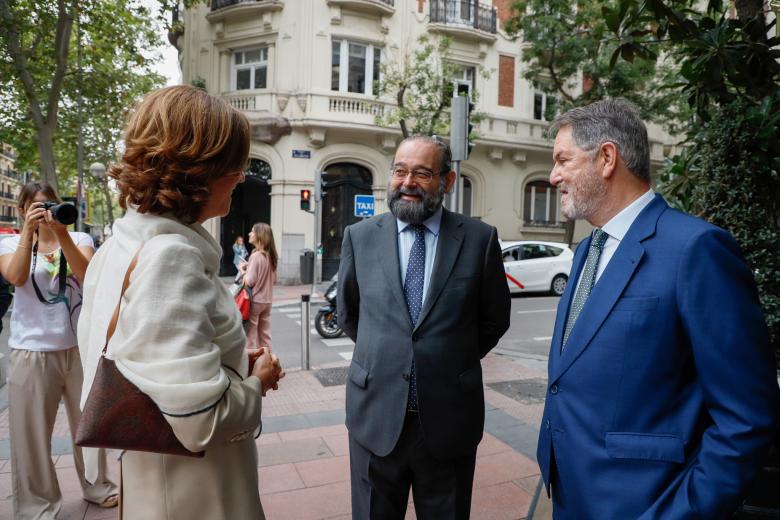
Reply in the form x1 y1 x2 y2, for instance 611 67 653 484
41 201 78 225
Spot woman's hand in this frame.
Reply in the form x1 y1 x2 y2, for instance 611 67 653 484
248 347 285 396
22 202 48 238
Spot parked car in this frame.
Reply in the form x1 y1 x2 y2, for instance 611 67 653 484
500 240 574 296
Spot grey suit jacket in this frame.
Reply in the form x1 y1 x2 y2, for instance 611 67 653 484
338 209 511 460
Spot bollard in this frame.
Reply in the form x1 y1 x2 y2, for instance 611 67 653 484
301 294 311 370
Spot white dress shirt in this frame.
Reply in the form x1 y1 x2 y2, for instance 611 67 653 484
574 190 656 292
397 207 442 303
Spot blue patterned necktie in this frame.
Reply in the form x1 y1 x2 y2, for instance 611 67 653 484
562 228 609 349
403 224 426 411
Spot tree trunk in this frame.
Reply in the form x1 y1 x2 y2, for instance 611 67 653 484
35 124 59 190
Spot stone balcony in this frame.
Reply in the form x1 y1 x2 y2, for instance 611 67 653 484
326 0 394 16
207 0 284 23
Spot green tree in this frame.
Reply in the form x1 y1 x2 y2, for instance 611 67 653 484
375 35 486 138
0 0 164 192
504 0 687 126
603 0 780 361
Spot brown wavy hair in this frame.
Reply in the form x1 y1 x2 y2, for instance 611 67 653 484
251 222 278 272
109 85 250 224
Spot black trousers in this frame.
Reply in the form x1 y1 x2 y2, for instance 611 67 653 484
349 412 477 519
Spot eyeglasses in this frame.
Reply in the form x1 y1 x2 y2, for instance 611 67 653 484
390 167 440 184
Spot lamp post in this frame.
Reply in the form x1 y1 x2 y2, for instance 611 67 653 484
89 162 107 240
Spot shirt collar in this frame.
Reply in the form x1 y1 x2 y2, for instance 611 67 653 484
601 190 655 242
396 206 443 236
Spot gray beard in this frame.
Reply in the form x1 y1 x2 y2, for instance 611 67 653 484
387 183 446 224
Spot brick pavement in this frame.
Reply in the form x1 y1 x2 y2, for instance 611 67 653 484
0 284 552 519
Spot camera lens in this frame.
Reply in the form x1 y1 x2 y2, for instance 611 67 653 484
43 202 78 225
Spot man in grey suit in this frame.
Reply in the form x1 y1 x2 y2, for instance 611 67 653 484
338 135 511 519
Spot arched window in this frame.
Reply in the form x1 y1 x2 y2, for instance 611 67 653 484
524 180 560 227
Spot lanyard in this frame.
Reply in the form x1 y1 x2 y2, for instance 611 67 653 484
30 230 68 305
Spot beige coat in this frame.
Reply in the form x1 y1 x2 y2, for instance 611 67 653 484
79 209 265 520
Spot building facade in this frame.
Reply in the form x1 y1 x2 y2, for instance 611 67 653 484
0 144 26 230
178 0 675 282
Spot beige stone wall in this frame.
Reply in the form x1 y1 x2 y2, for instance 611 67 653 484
180 0 676 281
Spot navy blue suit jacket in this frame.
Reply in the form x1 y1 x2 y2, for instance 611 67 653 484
537 195 780 519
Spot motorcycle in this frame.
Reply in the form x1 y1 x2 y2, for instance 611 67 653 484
314 276 343 338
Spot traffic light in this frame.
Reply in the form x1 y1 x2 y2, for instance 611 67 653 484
300 189 312 212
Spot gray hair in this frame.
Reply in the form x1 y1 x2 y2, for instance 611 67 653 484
550 99 650 183
397 134 452 174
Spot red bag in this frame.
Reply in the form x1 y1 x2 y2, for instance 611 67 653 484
235 283 252 321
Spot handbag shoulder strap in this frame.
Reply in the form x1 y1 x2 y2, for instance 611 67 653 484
102 246 144 355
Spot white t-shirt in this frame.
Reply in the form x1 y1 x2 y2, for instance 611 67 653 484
0 232 94 351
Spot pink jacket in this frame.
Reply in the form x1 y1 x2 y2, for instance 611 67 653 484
244 251 275 304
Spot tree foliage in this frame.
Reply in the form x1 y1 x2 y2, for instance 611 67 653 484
0 0 165 200
375 35 486 138
505 0 688 126
604 0 780 360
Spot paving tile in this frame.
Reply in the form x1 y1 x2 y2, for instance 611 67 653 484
514 474 543 497
304 409 346 428
55 468 85 493
0 471 11 500
57 454 76 468
262 480 351 520
257 438 333 468
278 424 346 442
263 414 311 434
84 503 120 520
58 496 89 520
470 481 533 520
258 463 306 495
489 423 539 461
295 455 350 488
0 499 12 519
257 432 282 446
0 459 6 473
323 433 349 457
476 433 513 458
474 451 540 489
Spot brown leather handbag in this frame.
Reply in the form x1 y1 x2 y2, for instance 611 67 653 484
75 247 205 458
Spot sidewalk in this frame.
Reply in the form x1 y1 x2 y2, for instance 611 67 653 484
0 284 551 519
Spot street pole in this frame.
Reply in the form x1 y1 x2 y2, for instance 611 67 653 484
453 160 461 214
313 171 323 292
300 294 311 370
75 10 84 232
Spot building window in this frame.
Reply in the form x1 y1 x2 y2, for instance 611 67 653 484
524 180 560 226
453 66 475 97
233 48 268 91
533 91 558 121
331 40 382 95
461 177 473 217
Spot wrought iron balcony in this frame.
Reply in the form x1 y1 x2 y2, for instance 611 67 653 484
212 0 270 10
208 0 284 24
429 0 497 34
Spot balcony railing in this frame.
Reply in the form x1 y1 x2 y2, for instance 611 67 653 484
328 95 385 117
212 0 264 10
429 0 497 34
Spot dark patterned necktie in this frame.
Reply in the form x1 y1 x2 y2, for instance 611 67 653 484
403 225 426 411
562 228 609 349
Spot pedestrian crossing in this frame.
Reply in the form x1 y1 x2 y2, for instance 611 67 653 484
275 304 354 362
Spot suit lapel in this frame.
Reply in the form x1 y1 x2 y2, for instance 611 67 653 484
376 213 408 315
549 237 589 373
552 195 667 382
413 209 464 333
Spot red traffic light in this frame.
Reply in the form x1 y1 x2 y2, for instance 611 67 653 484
300 189 312 211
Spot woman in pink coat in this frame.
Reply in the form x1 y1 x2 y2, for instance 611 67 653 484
239 222 277 350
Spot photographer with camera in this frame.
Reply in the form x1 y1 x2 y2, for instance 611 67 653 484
0 182 118 519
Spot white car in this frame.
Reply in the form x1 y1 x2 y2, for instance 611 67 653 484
500 240 574 296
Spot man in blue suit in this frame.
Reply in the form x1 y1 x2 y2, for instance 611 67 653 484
537 99 780 519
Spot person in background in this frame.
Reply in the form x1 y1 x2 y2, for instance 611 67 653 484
0 182 118 520
78 85 284 520
239 222 277 351
233 235 248 272
0 274 12 333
